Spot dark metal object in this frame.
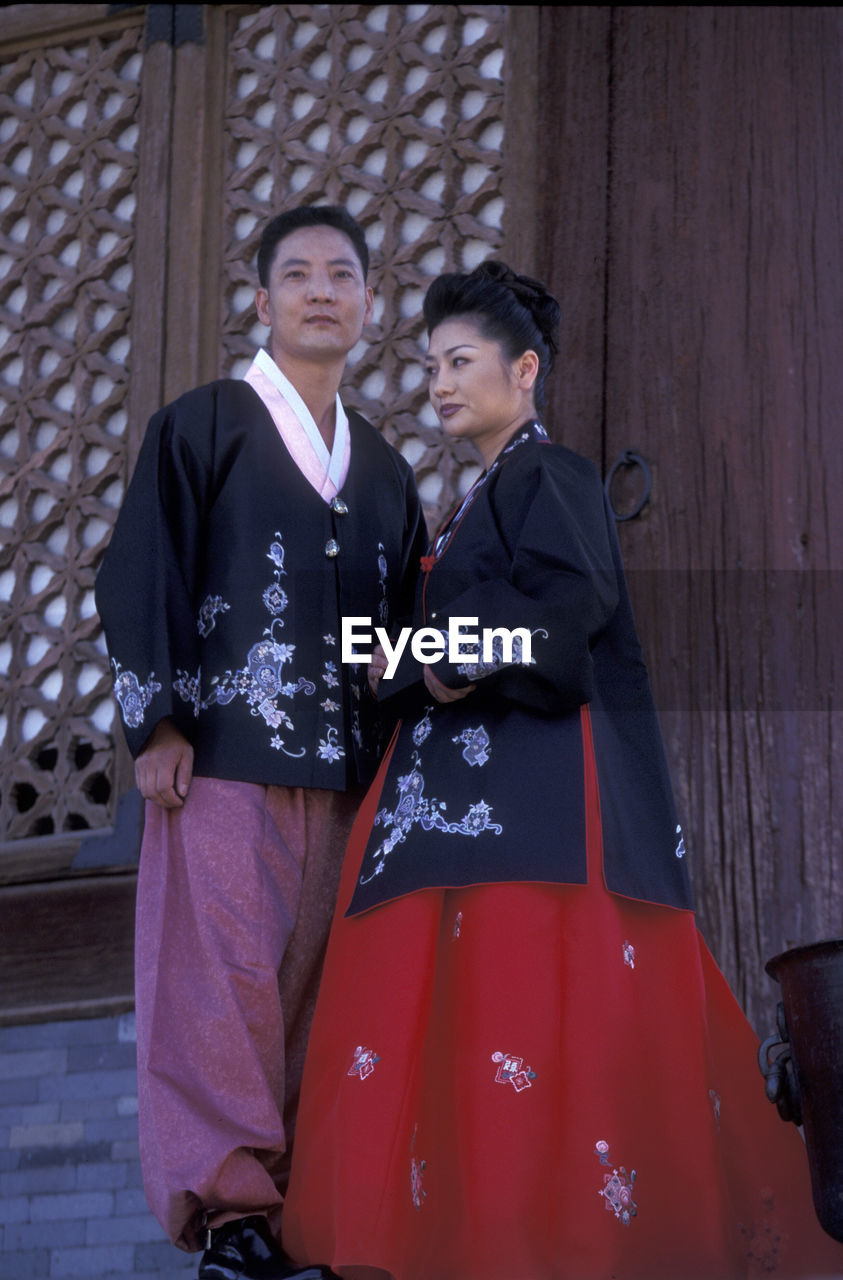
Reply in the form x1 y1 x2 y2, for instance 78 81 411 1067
605 450 653 522
758 1001 803 1125
761 938 843 1243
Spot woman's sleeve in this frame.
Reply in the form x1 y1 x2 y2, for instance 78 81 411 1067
94 396 210 755
425 452 619 714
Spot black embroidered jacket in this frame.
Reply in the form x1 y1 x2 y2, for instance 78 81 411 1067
95 379 427 789
347 421 695 913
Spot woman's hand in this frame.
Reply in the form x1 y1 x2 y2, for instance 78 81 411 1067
368 643 389 697
423 663 476 703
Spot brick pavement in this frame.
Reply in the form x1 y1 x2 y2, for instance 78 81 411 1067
0 1014 194 1279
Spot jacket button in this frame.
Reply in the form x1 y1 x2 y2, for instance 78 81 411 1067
325 539 340 557
331 496 348 515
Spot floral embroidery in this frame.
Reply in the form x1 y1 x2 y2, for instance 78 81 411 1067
410 1124 426 1211
250 639 295 688
595 1142 637 1225
377 541 389 625
321 698 339 713
452 725 491 767
322 659 339 687
455 628 548 681
360 713 503 885
111 660 162 729
453 910 463 939
348 1045 379 1080
492 1051 536 1092
623 940 635 969
173 667 201 717
317 725 346 763
197 594 230 637
256 697 293 731
179 532 321 756
447 801 501 836
262 584 288 616
675 824 686 858
323 633 336 645
412 707 433 746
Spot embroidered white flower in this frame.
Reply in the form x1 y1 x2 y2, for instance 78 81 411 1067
317 726 345 762
258 700 293 731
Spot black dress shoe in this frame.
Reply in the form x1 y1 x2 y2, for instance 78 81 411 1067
197 1214 331 1279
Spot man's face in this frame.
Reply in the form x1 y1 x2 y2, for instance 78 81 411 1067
255 225 374 366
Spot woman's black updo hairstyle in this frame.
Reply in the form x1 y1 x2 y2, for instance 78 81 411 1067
423 260 561 410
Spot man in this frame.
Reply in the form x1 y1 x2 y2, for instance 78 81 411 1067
96 205 426 1280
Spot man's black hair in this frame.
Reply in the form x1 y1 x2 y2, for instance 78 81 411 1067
257 205 370 285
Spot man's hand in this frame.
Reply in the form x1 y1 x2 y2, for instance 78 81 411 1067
135 719 194 809
423 664 476 704
368 643 388 697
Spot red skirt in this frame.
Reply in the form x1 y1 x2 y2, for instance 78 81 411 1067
282 710 842 1279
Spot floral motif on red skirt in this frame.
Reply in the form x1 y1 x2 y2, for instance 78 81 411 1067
282 709 843 1279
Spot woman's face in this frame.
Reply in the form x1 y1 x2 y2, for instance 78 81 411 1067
424 317 538 468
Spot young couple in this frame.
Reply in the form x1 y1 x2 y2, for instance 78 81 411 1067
97 205 840 1280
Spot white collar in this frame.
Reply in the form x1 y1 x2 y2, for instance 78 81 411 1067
254 347 348 490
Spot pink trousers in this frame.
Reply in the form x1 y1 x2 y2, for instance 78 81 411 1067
134 777 361 1251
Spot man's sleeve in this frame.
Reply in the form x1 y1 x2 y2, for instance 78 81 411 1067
95 399 208 756
372 455 429 712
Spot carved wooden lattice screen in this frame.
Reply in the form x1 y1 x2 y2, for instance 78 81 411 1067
219 3 507 519
0 11 145 861
0 3 522 884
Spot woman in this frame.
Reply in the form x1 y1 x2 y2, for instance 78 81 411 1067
281 263 841 1279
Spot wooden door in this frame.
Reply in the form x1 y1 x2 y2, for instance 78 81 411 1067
537 5 843 1032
